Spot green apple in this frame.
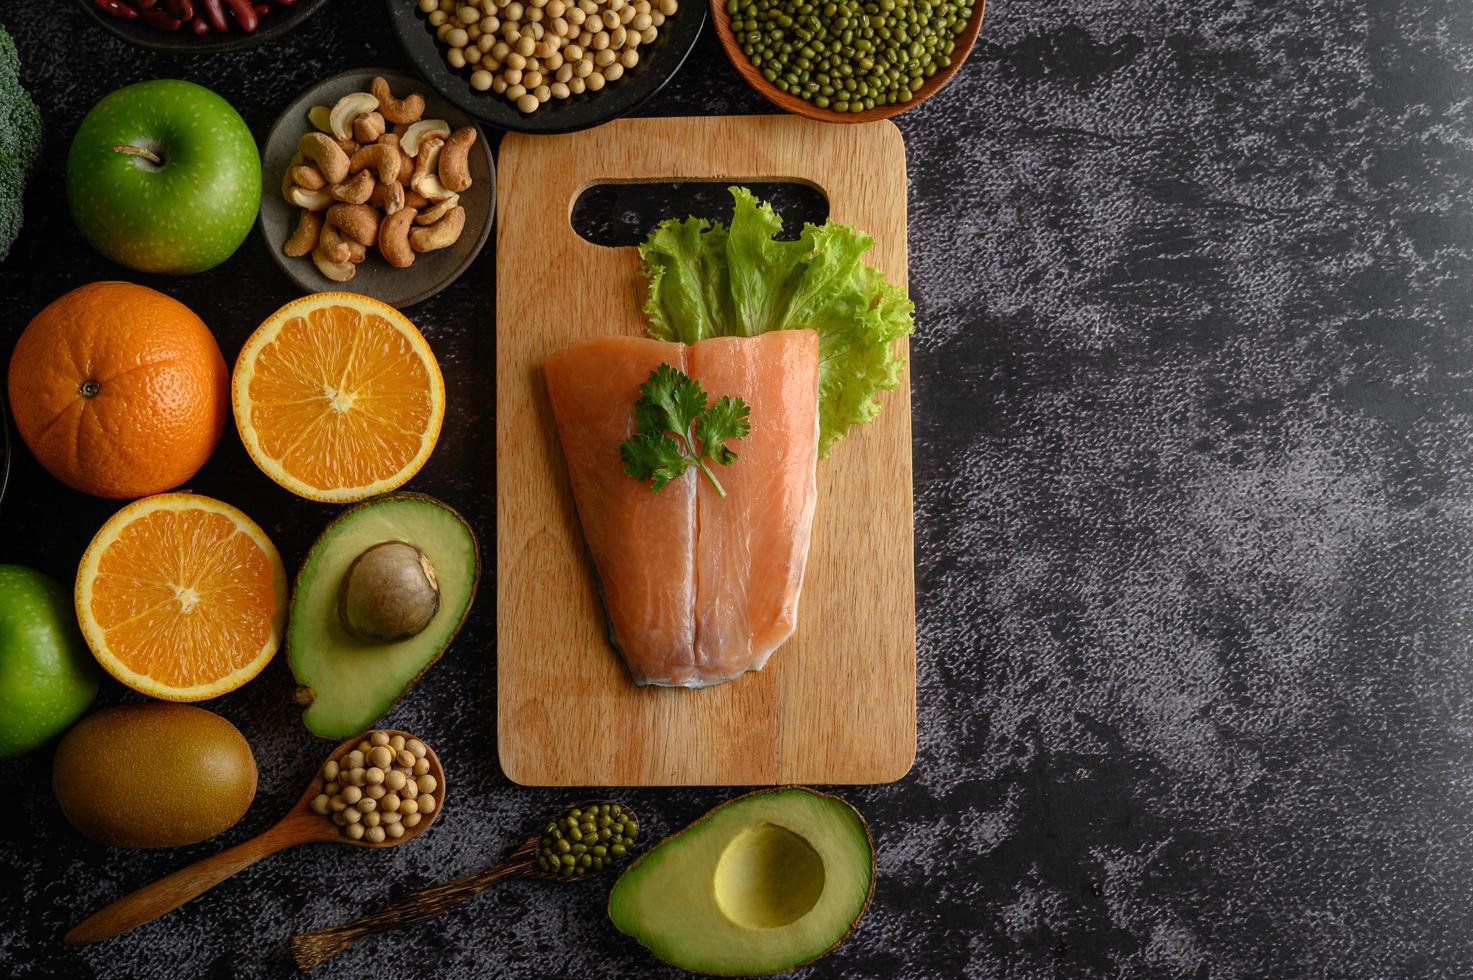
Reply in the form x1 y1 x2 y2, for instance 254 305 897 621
0 565 100 759
66 79 260 275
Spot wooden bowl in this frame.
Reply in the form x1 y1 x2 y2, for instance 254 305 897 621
709 0 986 123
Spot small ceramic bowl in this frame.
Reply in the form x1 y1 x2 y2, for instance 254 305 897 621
259 68 495 308
75 0 330 55
709 0 986 123
385 0 706 135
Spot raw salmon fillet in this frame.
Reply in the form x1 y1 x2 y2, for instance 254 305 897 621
543 331 819 687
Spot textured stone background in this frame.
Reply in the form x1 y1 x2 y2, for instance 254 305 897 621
4 0 1473 977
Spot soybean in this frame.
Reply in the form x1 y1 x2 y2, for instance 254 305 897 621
313 730 442 844
426 0 679 114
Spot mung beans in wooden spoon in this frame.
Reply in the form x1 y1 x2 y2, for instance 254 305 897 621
289 800 639 970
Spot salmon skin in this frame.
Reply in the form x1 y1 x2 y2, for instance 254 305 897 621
543 331 819 687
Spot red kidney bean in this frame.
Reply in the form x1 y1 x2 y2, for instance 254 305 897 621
222 0 258 31
199 0 229 31
220 0 259 30
124 0 292 33
96 0 140 19
140 7 182 28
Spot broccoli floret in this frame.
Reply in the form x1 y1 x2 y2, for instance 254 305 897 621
0 21 42 262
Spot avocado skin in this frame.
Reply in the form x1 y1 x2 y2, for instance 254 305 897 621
608 786 877 976
289 492 481 739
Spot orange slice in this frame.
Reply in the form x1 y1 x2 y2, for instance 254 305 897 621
232 292 446 503
75 493 288 702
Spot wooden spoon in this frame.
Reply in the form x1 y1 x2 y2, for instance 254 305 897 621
64 729 447 945
288 800 635 971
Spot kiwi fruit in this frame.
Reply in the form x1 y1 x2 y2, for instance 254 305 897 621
53 703 257 848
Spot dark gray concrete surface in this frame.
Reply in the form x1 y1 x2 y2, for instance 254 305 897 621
3 0 1473 977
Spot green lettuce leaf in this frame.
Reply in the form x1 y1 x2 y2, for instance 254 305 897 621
639 187 913 456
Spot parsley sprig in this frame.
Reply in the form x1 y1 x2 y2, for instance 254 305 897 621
619 363 751 497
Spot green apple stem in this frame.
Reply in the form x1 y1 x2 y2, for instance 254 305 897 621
112 143 164 167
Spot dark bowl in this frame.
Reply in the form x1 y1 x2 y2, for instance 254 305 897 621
258 68 495 308
386 0 705 135
74 0 331 55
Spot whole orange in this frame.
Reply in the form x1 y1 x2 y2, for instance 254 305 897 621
8 282 228 499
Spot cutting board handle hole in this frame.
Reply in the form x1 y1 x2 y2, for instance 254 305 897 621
570 181 829 248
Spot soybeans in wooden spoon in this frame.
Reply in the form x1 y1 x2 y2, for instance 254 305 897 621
65 729 447 945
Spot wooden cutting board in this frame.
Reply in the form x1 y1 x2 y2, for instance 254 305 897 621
496 115 914 786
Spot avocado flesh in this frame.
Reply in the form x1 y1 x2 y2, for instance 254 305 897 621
609 788 875 976
289 494 479 738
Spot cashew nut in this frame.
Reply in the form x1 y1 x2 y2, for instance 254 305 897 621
414 194 460 225
379 206 419 269
416 174 454 202
382 180 406 215
289 164 326 190
288 83 452 279
350 143 401 185
329 92 380 140
327 203 379 248
287 185 333 211
410 137 455 201
372 76 426 125
283 209 323 257
307 105 333 133
410 137 441 185
437 127 477 193
312 243 356 282
318 222 352 263
331 169 375 205
353 110 387 145
409 206 466 253
379 133 416 182
401 119 451 158
297 132 351 184
369 178 396 211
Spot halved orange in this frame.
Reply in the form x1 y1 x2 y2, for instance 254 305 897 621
232 292 446 503
75 493 288 702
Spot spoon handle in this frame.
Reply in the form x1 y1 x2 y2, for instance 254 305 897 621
290 841 538 971
65 811 327 945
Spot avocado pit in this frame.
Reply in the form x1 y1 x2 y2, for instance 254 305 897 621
338 540 440 643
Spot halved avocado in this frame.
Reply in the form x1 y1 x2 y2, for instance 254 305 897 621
289 493 480 738
608 787 875 976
